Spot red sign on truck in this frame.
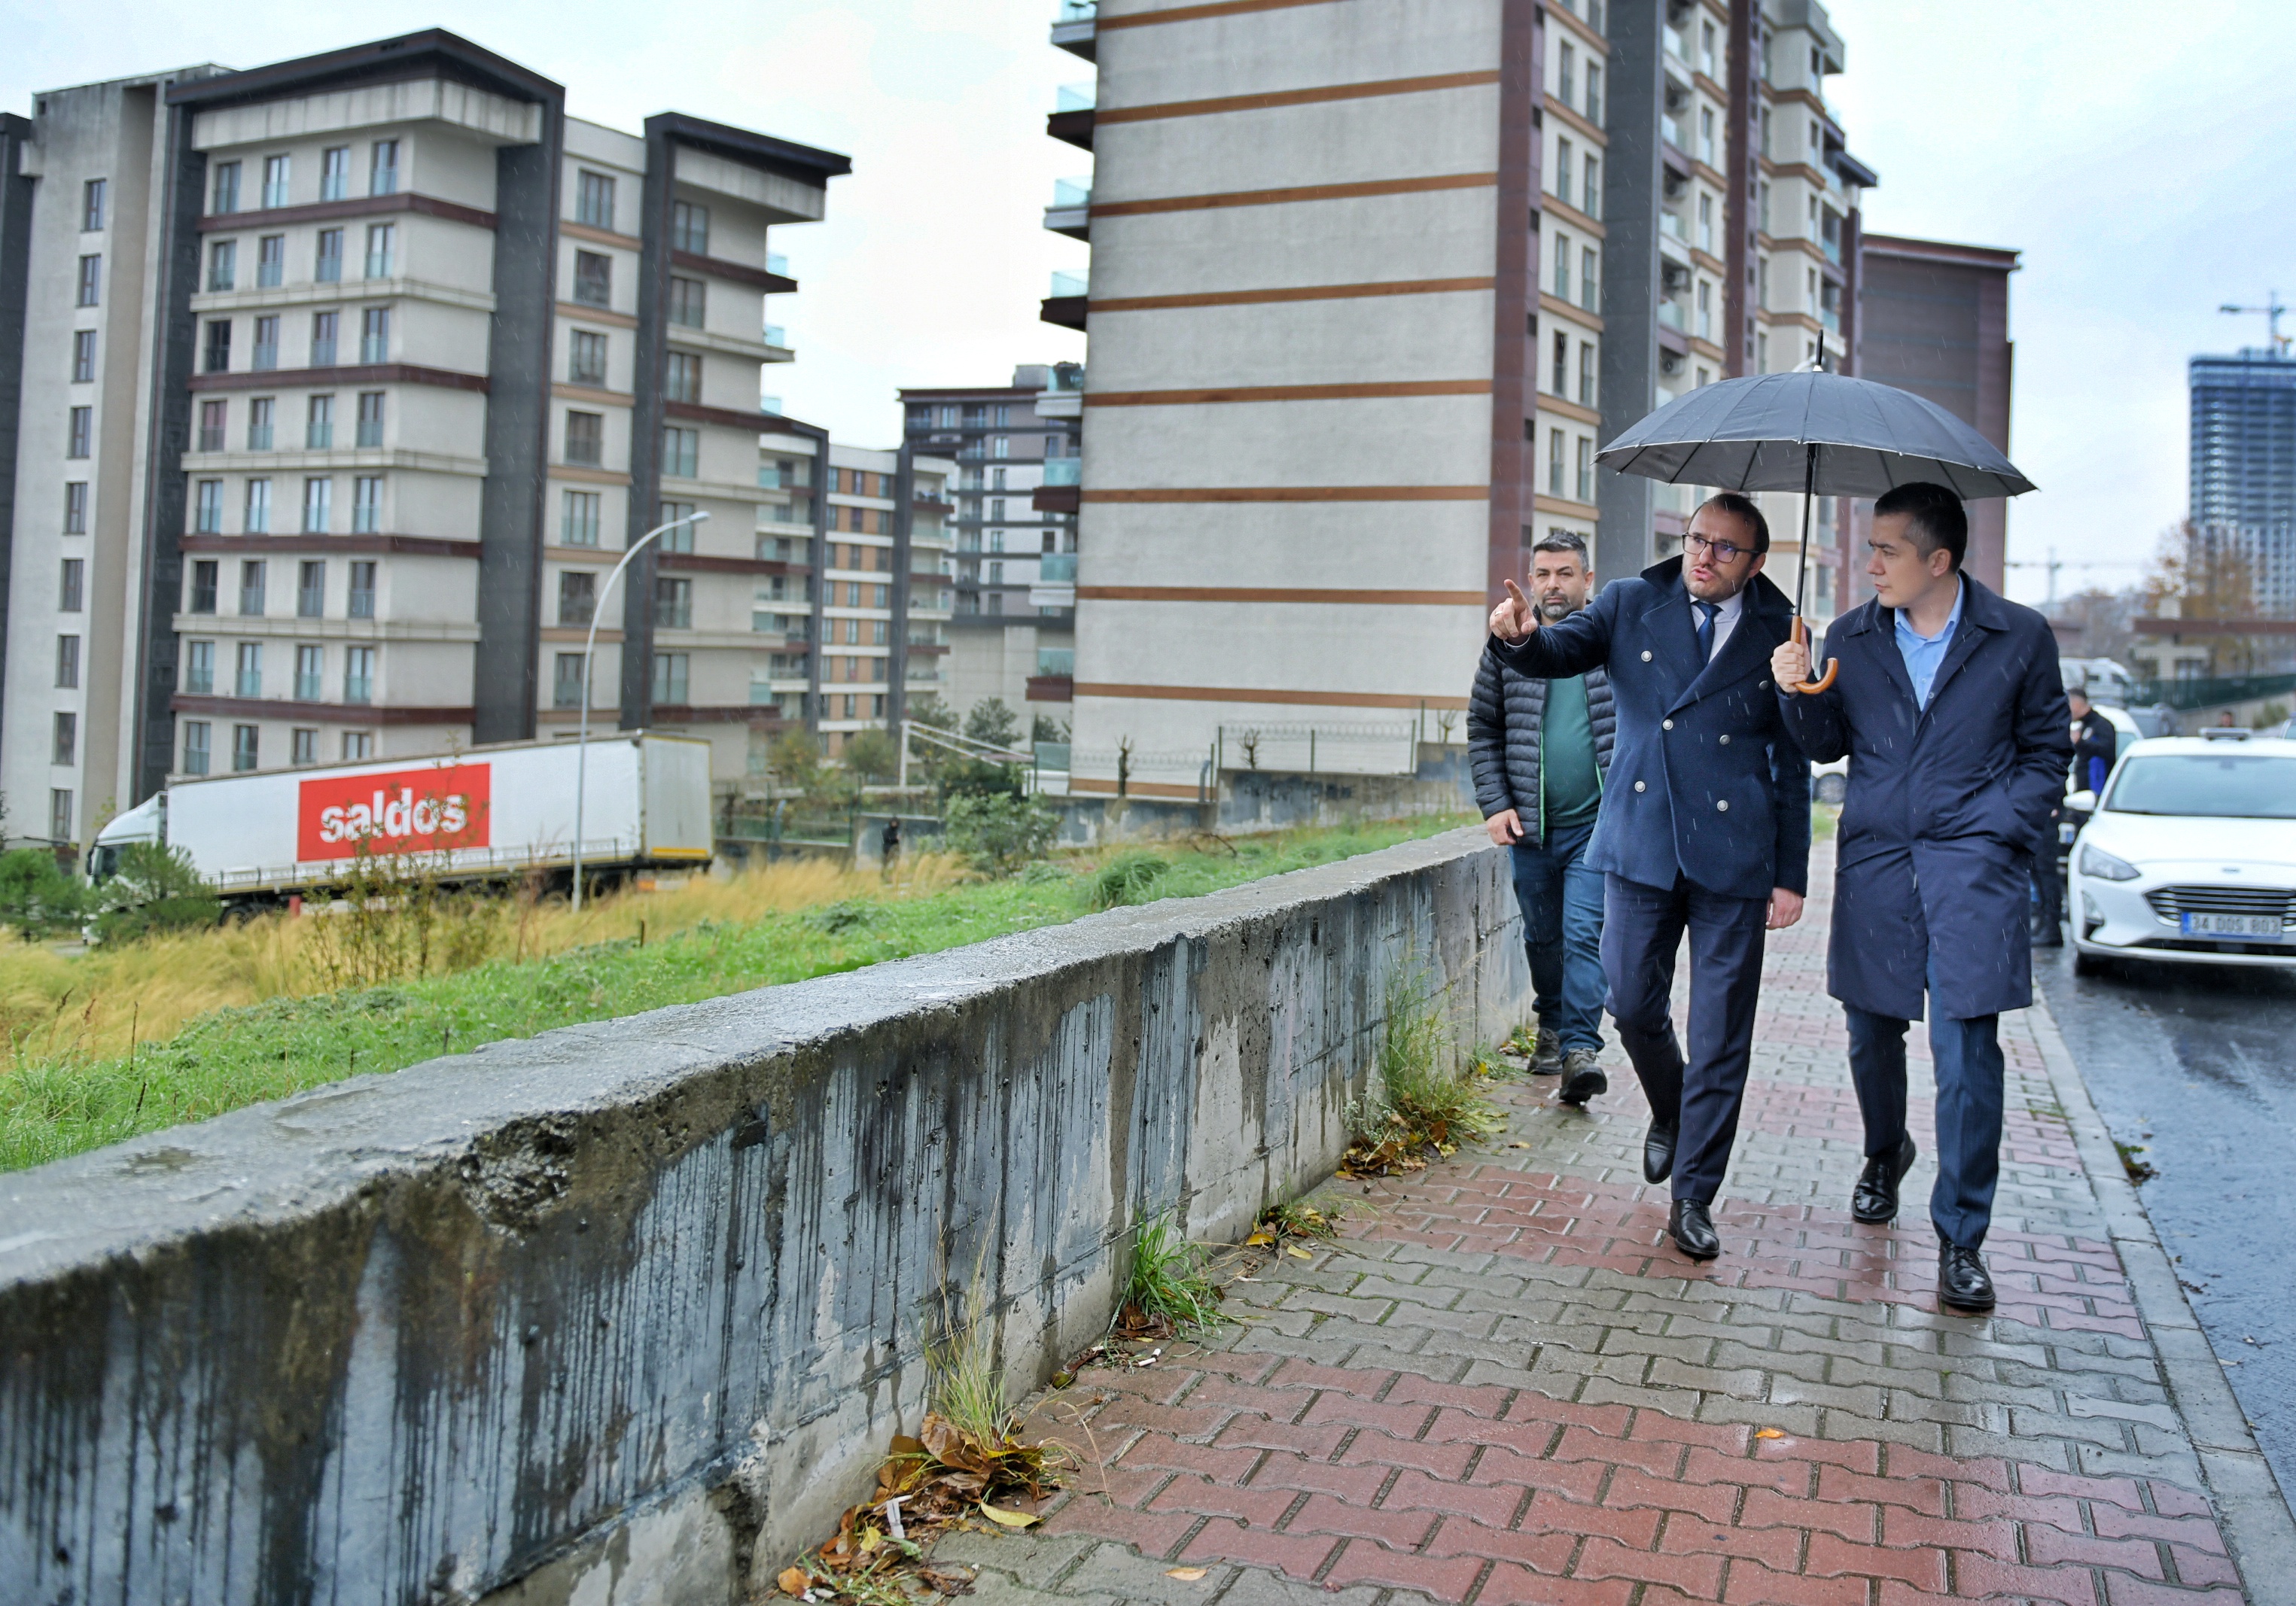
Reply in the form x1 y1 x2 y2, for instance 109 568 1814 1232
297 764 492 861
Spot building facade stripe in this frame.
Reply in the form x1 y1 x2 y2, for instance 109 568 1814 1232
1091 172 1498 218
1098 0 1344 30
1086 276 1494 312
1096 70 1500 125
1075 683 1471 710
1085 379 1491 406
1081 485 1489 503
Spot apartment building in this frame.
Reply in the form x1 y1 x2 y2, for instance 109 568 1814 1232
0 31 848 853
899 365 1079 731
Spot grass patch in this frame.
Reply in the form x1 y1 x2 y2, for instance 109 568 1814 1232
1342 969 1506 1176
0 814 1472 1173
1116 1210 1223 1337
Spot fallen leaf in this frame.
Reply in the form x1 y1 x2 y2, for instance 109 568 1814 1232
979 1503 1040 1528
1286 1246 1313 1261
779 1568 812 1596
1167 1568 1210 1581
1754 1428 1785 1440
1245 1230 1275 1246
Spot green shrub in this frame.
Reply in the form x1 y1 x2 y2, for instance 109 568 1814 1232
91 842 222 944
1087 850 1169 910
942 792 1058 875
0 849 86 939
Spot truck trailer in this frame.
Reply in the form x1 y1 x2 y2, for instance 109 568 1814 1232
90 734 712 907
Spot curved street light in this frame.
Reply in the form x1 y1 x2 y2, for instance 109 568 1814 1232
572 508 708 911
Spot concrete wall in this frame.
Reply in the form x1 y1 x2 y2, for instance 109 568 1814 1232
0 826 1528 1606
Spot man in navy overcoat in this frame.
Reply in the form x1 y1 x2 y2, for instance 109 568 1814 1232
1773 482 2071 1312
1488 493 1810 1261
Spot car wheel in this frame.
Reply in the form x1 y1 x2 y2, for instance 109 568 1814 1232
2072 948 2106 978
1814 774 1847 805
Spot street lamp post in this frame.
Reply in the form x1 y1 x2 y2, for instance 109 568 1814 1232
572 509 708 911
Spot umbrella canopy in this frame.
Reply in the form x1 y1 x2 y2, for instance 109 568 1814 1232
1595 370 2036 500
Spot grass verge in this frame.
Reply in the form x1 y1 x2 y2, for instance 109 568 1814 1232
1342 968 1506 1176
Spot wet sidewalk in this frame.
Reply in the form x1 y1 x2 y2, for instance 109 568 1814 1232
939 856 2293 1605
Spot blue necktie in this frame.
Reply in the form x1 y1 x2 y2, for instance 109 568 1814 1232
1694 601 1718 662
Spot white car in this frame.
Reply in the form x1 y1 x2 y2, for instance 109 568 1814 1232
2069 732 2296 975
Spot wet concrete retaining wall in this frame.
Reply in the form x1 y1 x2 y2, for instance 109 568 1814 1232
0 828 1527 1606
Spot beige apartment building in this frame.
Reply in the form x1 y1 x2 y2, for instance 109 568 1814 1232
1042 0 1880 802
0 31 852 854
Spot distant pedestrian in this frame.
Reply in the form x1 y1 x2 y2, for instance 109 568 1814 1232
2215 710 2239 728
1469 533 1614 1103
880 816 902 879
1774 482 2072 1314
2069 689 2116 792
1488 494 1810 1264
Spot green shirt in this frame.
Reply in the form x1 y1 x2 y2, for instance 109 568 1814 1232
1540 674 1602 832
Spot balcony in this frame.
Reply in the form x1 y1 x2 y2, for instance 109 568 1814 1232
1037 552 1077 583
1660 115 1685 151
1045 177 1092 242
1050 81 1096 151
1662 24 1688 64
1658 300 1685 332
1041 458 1082 488
1819 306 1841 334
1043 267 1089 332
1051 0 1096 61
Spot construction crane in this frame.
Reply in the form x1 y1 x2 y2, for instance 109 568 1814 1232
2219 292 2291 356
2003 546 2144 605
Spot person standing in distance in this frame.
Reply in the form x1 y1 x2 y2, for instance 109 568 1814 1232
2067 688 2118 794
1772 482 2071 1312
1469 532 1615 1105
1488 494 1810 1261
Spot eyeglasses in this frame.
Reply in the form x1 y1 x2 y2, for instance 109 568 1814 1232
1683 532 1755 564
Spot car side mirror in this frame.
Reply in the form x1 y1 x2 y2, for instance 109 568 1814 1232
2066 789 2097 812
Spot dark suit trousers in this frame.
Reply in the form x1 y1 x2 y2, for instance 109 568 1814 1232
1843 960 2007 1250
1600 873 1769 1204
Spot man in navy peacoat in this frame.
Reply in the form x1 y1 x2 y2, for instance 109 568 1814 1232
1774 482 2071 1314
1489 494 1810 1262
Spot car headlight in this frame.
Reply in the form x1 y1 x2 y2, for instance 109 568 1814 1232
2078 842 2141 882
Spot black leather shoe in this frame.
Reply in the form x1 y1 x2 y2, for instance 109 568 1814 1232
1643 1123 1677 1185
1558 1049 1607 1106
1668 1200 1720 1261
1852 1134 1917 1224
1938 1243 1996 1312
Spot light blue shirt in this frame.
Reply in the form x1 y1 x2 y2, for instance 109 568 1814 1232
1893 577 1965 710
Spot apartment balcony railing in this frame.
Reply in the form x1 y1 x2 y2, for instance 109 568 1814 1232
1822 230 1843 264
1037 552 1077 582
760 394 783 415
1658 300 1685 332
1819 306 1841 333
1037 649 1075 677
1050 269 1089 298
1052 178 1092 209
1662 24 1687 62
1041 458 1082 486
1659 115 1685 150
1659 211 1685 242
1046 363 1085 392
767 252 789 278
1056 0 1094 17
764 324 787 347
1057 82 1095 112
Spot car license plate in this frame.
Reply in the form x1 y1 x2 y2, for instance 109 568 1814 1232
2181 912 2285 939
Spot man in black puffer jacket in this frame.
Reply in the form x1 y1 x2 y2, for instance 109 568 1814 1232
1468 532 1615 1104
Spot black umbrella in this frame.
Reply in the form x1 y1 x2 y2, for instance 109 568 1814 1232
1594 351 2036 692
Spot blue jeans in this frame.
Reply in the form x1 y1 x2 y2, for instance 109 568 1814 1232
1508 817 1604 1054
1844 963 2007 1249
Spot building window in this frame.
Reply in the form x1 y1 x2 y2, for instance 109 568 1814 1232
295 643 324 701
301 476 331 534
343 646 374 704
1579 341 1596 406
658 500 696 552
311 310 339 367
1558 41 1575 105
245 478 272 534
239 560 266 616
667 276 705 328
207 239 236 292
993 436 1010 458
654 576 693 628
183 722 212 775
348 561 376 619
56 634 81 689
297 560 325 618
315 229 343 284
569 330 607 386
202 319 231 373
665 350 701 403
564 410 603 467
321 145 349 202
1696 280 1712 339
1554 232 1571 300
233 725 259 773
356 391 385 447
307 394 334 449
1755 331 1769 373
181 639 215 695
369 140 399 197
187 561 218 614
1584 65 1602 123
53 712 77 766
262 154 291 209
557 570 597 628
1576 436 1594 503
63 483 87 534
352 476 382 533
235 641 263 697
343 732 373 761
671 199 709 254
562 489 600 546
76 254 101 307
248 397 275 451
291 728 318 765
72 330 96 383
574 251 611 307
1582 154 1600 218
194 479 223 534
662 425 698 478
1554 136 1573 201
360 307 390 363
251 314 279 371
82 178 106 230
651 652 689 704
197 399 227 453
577 169 616 229
1579 246 1597 310
59 556 84 613
1550 330 1567 394
211 160 240 214
364 224 394 280
66 406 91 458
48 789 73 843
1698 192 1713 252
1548 428 1565 496
554 652 586 709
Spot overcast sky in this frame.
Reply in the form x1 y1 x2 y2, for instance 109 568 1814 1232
5 1 2288 606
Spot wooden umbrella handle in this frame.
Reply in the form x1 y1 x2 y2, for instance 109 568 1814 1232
1790 616 1839 695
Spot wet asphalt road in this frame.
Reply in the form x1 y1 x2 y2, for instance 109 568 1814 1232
2035 944 2296 1499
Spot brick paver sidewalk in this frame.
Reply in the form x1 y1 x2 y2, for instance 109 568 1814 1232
939 856 2285 1604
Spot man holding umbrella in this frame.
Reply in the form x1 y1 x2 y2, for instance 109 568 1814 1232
1772 483 2071 1312
1488 494 1809 1262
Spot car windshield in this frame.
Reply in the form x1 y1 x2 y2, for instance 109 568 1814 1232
2105 753 2296 819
